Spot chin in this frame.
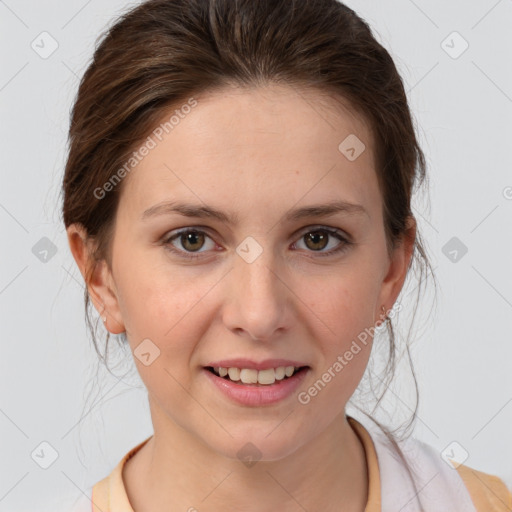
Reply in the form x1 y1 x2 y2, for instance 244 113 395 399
203 426 308 464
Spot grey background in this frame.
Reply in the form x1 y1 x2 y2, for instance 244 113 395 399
1 0 511 510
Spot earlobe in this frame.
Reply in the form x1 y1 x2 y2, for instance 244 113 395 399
66 224 126 334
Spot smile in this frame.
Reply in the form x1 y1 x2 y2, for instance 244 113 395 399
203 365 310 406
207 365 304 385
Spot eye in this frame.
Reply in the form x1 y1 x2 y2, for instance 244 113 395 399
292 227 352 257
163 229 217 259
162 225 352 260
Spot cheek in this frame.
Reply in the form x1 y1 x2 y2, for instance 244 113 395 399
115 261 219 375
117 271 207 403
301 269 379 339
115 252 196 333
295 272 377 395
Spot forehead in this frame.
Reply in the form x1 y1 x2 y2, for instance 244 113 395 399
120 83 379 221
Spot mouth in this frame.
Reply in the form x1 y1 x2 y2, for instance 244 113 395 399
204 365 309 386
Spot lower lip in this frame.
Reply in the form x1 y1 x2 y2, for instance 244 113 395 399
203 367 309 406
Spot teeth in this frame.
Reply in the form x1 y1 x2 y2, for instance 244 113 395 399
212 365 302 385
256 368 275 385
275 366 286 380
240 369 258 384
227 367 240 381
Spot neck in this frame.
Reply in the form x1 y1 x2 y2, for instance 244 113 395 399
123 406 368 512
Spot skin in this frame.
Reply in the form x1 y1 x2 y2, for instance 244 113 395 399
68 83 416 512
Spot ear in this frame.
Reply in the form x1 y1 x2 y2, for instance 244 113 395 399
66 223 125 334
375 216 416 321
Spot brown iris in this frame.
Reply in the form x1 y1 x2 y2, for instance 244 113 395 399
180 231 205 252
303 231 329 251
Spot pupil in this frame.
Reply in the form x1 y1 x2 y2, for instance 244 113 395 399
182 231 204 251
306 231 327 251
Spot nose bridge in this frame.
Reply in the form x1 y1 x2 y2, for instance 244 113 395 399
224 236 288 339
236 235 283 304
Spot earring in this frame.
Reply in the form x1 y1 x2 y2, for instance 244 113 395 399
381 305 388 322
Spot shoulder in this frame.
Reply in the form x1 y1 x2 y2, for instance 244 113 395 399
455 462 512 512
353 415 510 512
90 436 153 511
390 433 512 512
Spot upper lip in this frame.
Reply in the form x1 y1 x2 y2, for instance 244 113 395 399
205 358 309 371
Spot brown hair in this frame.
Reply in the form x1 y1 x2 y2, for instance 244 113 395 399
61 0 436 504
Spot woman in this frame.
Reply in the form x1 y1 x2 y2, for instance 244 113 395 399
62 0 512 510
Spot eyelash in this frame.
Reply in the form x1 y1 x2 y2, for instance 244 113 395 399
161 226 352 260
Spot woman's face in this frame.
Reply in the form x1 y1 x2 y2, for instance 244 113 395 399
73 84 413 460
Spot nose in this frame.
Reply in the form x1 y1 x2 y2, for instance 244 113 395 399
222 242 289 342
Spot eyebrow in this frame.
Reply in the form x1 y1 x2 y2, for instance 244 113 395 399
141 199 369 224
